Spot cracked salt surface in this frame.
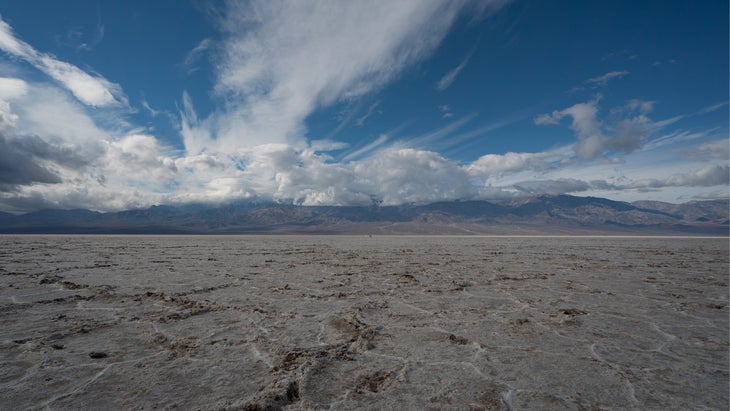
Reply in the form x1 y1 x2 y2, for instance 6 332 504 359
0 235 727 410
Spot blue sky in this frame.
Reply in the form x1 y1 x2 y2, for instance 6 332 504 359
0 0 727 212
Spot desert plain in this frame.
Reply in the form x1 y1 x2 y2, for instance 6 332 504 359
0 235 727 410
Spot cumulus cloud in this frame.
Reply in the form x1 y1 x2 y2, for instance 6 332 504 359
0 18 125 107
353 148 474 205
466 151 552 175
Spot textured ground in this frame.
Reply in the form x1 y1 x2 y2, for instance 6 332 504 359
0 235 727 410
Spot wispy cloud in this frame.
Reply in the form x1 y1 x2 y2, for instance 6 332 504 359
141 100 159 117
0 18 125 107
586 70 629 87
435 53 472 91
182 38 211 75
398 114 476 150
355 101 381 126
342 134 389 161
56 17 105 52
697 101 728 115
181 1 500 154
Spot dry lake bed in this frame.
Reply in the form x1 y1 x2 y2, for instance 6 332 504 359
0 235 727 410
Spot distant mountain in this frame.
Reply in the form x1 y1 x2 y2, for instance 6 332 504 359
0 195 727 235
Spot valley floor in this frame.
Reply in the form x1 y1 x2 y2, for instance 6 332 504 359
0 235 728 409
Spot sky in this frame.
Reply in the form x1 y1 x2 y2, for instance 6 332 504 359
0 0 727 213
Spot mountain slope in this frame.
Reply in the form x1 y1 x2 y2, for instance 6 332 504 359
0 195 727 235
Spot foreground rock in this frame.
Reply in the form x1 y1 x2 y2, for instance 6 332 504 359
0 235 727 409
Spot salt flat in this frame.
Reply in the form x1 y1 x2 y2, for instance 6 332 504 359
0 235 727 410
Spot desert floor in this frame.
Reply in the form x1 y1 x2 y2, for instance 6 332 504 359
0 235 728 410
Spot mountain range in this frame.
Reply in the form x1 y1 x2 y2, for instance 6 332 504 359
0 195 727 235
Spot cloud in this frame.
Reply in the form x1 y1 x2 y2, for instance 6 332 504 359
0 127 99 192
625 99 654 114
0 18 125 107
141 100 159 117
182 0 505 154
398 114 476 150
355 101 381 126
0 134 62 190
12 82 109 143
56 20 105 52
680 139 730 161
1 2 727 213
0 77 28 100
628 165 730 189
535 97 653 160
182 38 212 75
353 148 474 205
435 54 472 91
466 151 552 175
586 70 629 87
507 164 730 197
697 101 728 115
438 105 454 118
342 134 389 161
513 178 591 195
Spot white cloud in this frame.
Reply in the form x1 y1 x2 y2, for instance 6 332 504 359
398 114 476 150
0 77 27 100
342 134 389 161
353 148 474 205
0 18 125 107
182 0 504 155
466 151 552 175
14 83 108 143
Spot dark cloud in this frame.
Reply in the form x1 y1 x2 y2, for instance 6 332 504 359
0 133 94 191
0 134 62 190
